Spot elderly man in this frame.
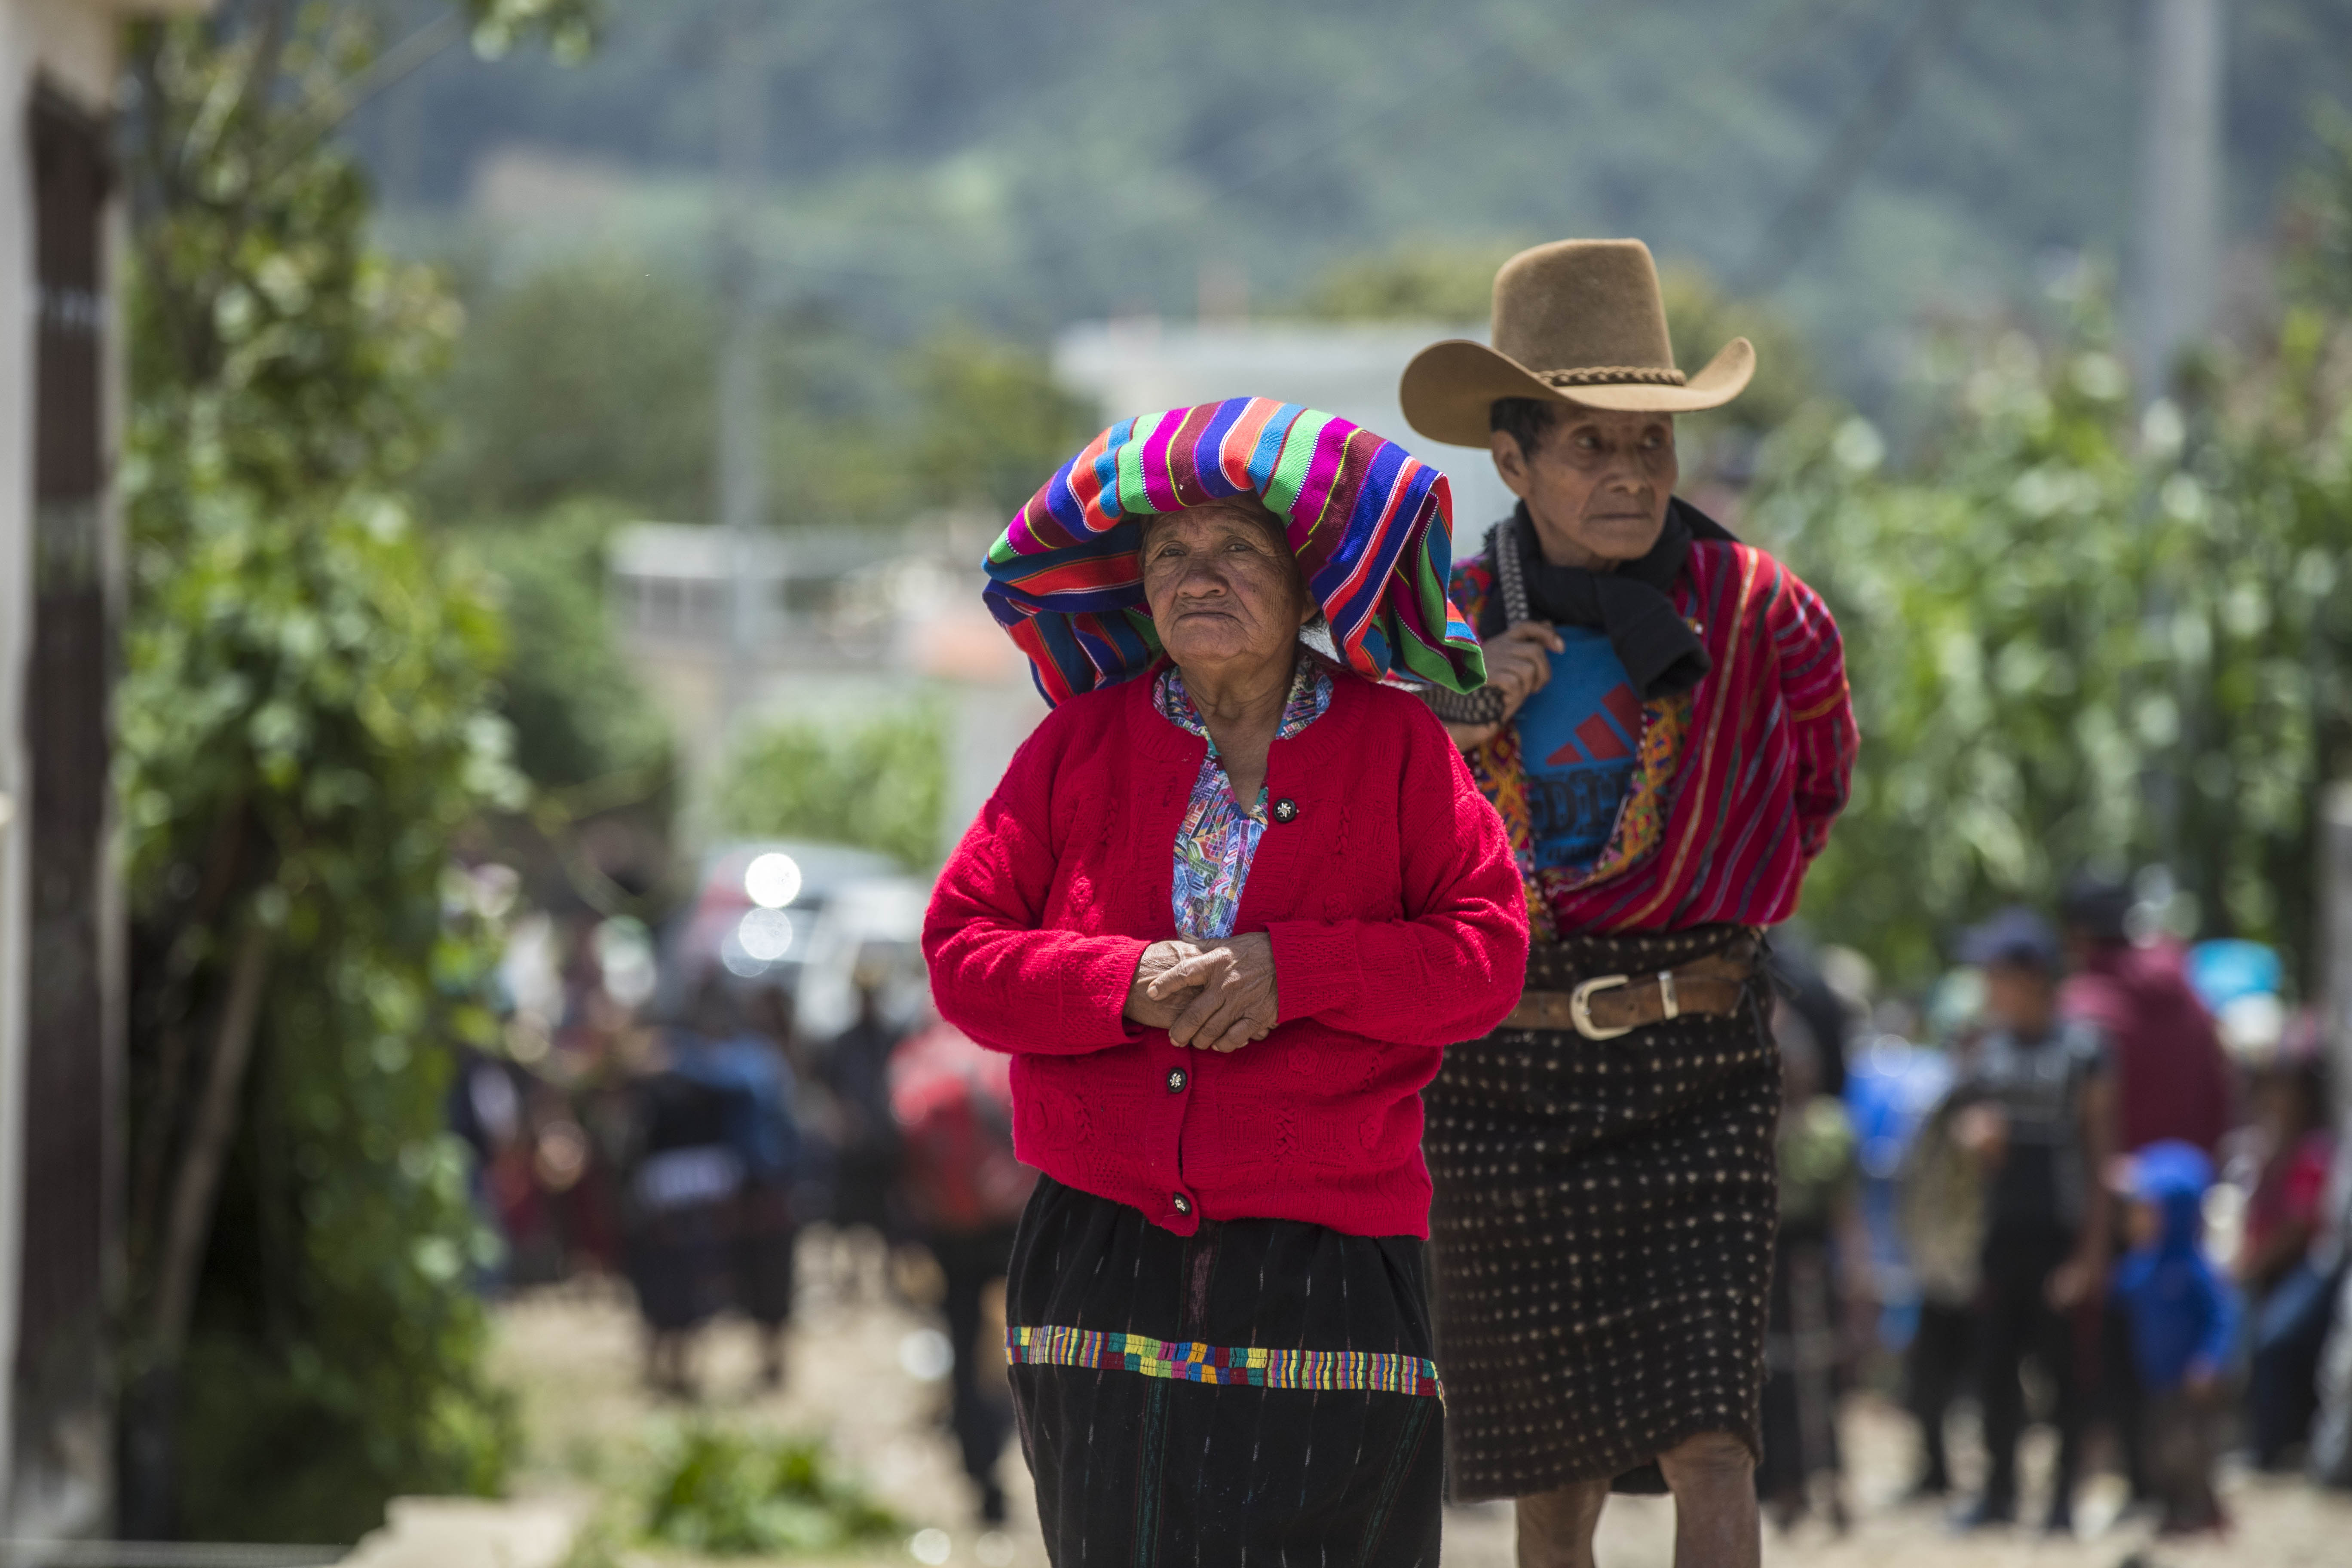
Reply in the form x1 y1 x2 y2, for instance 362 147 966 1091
1400 240 1858 1568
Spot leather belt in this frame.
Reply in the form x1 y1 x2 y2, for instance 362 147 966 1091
1505 939 1761 1041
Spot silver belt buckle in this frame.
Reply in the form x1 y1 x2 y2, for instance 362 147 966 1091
1569 974 1633 1041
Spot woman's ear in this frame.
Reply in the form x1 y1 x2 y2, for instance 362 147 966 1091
1490 430 1532 500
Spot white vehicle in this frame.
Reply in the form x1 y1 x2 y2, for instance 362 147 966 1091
671 840 930 1038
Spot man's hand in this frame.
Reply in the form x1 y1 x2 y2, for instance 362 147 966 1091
1124 940 1205 1030
1151 932 1279 1054
1955 1102 2008 1167
1483 622 1564 712
2047 1251 2107 1311
1446 622 1562 753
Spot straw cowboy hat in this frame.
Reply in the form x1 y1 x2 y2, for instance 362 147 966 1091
1400 238 1755 448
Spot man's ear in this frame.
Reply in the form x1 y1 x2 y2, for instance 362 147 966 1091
1490 430 1531 500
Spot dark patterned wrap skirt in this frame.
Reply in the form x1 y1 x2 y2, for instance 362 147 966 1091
1004 1175 1446 1567
1423 924 1780 1501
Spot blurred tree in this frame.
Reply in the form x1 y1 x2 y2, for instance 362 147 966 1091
711 704 947 870
461 500 672 791
1297 237 1523 324
344 0 2352 390
422 257 719 519
115 0 591 1540
905 326 1096 517
419 260 1084 527
1753 130 2352 987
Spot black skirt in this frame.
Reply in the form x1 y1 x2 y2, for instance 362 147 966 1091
1422 925 1779 1501
1004 1175 1445 1566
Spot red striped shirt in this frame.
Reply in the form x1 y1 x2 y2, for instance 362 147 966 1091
1453 538 1857 936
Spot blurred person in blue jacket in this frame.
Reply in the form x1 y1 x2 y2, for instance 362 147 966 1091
678 980 803 1389
625 977 802 1395
2112 1141 2236 1536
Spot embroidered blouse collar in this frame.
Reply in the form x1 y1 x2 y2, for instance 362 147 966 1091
1154 655 1333 747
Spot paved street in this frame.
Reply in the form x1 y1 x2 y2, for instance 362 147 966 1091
491 1252 2352 1567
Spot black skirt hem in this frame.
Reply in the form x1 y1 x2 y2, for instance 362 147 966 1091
1007 1175 1446 1566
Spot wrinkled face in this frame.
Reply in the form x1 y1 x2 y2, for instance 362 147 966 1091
1491 404 1679 566
1140 501 1311 681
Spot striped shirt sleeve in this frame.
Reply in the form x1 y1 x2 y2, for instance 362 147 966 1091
1766 558 1858 864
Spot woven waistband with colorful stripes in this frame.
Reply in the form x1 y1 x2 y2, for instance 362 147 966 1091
1006 1324 1443 1400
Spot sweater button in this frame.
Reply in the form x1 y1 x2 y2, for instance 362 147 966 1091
1166 1067 1187 1093
1272 798 1298 823
1171 1192 1192 1217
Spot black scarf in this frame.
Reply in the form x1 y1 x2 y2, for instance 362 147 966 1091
1501 496 1733 700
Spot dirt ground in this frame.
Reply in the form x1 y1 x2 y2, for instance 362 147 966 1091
490 1242 2352 1568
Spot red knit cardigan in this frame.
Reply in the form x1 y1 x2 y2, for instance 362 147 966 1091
923 667 1528 1239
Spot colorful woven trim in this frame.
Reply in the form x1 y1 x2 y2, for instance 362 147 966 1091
982 398 1485 705
1006 1324 1443 1399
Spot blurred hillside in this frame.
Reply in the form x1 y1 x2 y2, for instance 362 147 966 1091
353 0 2352 396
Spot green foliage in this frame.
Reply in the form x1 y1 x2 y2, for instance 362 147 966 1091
360 0 2352 388
421 257 720 520
1297 238 1527 324
461 501 674 791
1755 230 2352 985
907 326 1098 516
2286 106 2352 315
420 251 1084 529
115 0 592 1539
1652 268 1819 444
712 703 947 870
643 1425 901 1556
118 451 527 1544
128 22 452 505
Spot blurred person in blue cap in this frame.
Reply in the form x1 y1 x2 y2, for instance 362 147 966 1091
2112 1141 2236 1535
1947 906 2117 1534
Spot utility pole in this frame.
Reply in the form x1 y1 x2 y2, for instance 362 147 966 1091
2130 0 2224 404
2325 787 2352 1126
2312 784 2352 1487
715 0 771 728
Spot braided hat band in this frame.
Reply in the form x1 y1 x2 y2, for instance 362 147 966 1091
983 398 1487 707
1536 366 1690 389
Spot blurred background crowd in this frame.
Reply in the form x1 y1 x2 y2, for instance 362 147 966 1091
9 0 2352 1561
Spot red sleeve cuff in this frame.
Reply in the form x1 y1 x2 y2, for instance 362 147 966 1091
1267 922 1362 1025
1063 936 1150 1045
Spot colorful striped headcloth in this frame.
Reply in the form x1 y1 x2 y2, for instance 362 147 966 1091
983 398 1486 706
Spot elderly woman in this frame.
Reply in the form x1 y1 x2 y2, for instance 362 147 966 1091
924 398 1528 1564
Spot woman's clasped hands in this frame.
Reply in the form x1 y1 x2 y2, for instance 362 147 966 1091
1123 933 1280 1054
